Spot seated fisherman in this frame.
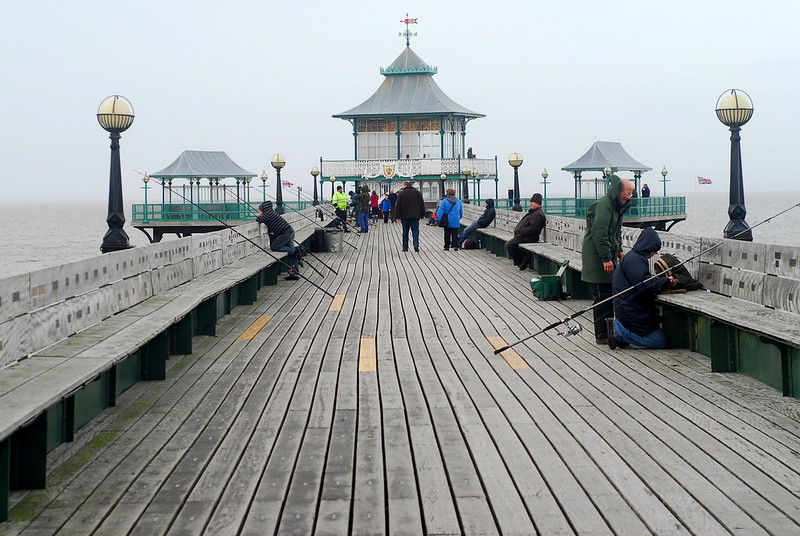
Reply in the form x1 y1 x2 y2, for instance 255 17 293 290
609 227 677 349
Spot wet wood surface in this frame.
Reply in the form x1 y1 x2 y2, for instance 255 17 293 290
4 220 800 535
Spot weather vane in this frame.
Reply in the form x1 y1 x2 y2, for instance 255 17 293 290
399 13 418 46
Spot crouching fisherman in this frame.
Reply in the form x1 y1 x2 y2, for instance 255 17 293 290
609 227 677 349
257 201 300 281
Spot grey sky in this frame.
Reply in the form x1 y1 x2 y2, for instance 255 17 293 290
1 0 798 204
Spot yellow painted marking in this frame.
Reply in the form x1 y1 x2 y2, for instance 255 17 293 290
329 294 346 311
359 338 377 372
486 336 531 370
238 316 273 340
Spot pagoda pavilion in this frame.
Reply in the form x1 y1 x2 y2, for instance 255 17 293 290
320 32 497 205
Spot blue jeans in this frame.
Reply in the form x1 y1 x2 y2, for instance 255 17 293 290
270 230 298 272
401 219 420 250
613 319 666 349
357 211 369 232
457 221 480 245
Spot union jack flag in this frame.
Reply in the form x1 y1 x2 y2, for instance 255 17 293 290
697 176 712 185
401 17 418 24
282 181 293 187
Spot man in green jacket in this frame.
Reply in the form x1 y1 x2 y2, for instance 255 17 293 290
580 175 633 344
331 185 351 232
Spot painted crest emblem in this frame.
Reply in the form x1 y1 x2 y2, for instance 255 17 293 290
383 165 395 178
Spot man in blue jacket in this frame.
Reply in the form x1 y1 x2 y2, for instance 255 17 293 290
609 227 677 349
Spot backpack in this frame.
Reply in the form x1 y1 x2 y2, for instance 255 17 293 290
654 253 704 291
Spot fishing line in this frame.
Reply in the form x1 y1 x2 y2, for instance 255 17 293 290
134 171 336 299
493 200 800 354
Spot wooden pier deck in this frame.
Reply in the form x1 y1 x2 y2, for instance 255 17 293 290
4 222 800 535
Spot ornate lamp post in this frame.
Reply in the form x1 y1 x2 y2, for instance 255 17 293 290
461 166 471 203
660 166 669 197
716 89 754 241
310 166 320 205
541 168 550 203
142 174 150 224
508 153 523 211
97 95 135 253
271 154 286 214
260 170 268 202
439 173 447 199
471 168 478 203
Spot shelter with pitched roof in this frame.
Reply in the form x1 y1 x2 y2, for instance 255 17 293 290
562 141 652 198
321 41 496 204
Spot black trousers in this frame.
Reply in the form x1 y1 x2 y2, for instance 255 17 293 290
443 227 459 249
590 283 613 339
335 208 349 231
506 237 534 265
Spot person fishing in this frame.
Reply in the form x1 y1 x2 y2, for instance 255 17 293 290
331 185 351 232
609 227 677 349
257 201 300 280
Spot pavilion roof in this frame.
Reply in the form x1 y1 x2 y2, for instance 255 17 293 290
150 150 256 178
561 141 652 173
333 47 484 119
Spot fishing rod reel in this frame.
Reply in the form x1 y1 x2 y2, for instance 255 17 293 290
558 318 582 338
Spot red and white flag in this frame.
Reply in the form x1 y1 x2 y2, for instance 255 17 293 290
401 17 418 24
697 176 712 185
282 181 293 187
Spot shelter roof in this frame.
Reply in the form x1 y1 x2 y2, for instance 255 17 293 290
333 47 484 119
150 150 256 178
561 141 652 173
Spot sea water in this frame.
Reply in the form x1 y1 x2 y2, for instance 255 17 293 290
1 191 798 279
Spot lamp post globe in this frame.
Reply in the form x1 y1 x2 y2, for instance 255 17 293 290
461 167 471 204
260 170 268 202
97 95 134 253
271 154 286 214
310 166 320 205
716 89 754 241
508 153 523 211
440 173 447 198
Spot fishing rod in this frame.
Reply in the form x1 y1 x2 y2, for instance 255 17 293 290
224 186 344 275
493 200 800 355
134 171 336 299
242 184 357 251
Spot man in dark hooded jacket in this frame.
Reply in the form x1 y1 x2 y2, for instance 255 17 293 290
457 198 495 247
581 175 633 343
610 227 677 349
355 185 371 233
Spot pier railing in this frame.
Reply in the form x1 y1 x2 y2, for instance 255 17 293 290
131 201 314 223
485 196 686 219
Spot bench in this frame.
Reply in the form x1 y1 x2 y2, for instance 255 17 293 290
0 209 322 521
462 205 800 397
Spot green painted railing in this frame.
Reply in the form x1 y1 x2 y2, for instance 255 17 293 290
131 201 314 223
474 196 686 219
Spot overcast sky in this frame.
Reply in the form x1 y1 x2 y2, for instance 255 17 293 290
2 0 798 204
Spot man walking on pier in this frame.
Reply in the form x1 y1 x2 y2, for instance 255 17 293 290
257 201 300 280
580 175 633 344
332 185 351 232
394 181 426 252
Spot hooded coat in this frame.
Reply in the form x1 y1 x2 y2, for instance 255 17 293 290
477 199 496 228
435 194 463 228
581 174 632 284
356 186 371 212
612 228 671 336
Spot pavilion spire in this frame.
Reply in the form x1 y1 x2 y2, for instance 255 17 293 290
399 13 418 46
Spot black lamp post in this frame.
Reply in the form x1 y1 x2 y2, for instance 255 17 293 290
541 168 549 204
311 166 320 205
716 89 754 241
461 166 471 203
97 95 134 253
271 154 286 214
508 153 523 211
471 168 478 204
260 170 268 202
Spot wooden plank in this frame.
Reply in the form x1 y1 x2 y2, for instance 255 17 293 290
328 294 346 311
486 335 531 370
237 315 272 340
358 338 377 372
